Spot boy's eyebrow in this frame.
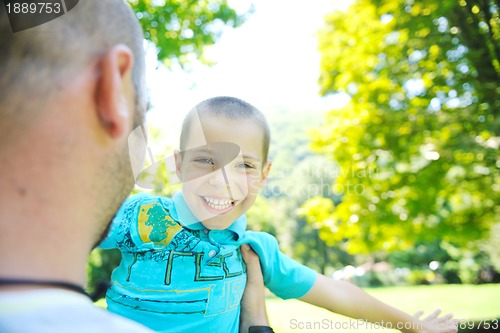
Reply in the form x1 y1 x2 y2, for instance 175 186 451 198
242 153 261 161
183 146 213 155
192 147 212 154
184 144 262 161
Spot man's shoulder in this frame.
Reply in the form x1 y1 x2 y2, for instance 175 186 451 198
71 305 154 333
50 306 154 333
0 290 155 333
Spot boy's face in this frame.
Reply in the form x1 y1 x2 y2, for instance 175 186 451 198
175 114 271 230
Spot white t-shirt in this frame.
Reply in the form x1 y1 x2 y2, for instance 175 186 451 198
0 289 155 333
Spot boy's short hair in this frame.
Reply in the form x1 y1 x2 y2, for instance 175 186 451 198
180 96 271 163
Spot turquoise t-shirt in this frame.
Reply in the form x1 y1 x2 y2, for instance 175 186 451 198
99 192 317 333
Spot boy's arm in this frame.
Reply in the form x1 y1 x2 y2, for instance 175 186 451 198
299 274 457 333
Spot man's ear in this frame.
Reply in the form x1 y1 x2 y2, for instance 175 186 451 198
260 160 272 185
95 45 134 139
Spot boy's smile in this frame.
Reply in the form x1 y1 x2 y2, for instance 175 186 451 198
175 114 271 230
201 195 236 212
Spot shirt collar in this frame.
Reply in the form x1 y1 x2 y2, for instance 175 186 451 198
171 191 247 240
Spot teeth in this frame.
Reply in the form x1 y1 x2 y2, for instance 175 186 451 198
202 196 233 210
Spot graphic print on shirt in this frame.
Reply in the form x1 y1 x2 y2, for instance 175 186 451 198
138 202 182 245
109 200 246 317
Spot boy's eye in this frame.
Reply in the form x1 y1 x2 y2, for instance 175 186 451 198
193 158 215 165
238 163 256 169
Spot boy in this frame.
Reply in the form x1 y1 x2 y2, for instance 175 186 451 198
100 97 457 333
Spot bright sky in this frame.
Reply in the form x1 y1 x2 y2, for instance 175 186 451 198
145 0 351 148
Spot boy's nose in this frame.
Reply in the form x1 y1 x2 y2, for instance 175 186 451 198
207 167 248 199
208 168 228 187
208 167 235 200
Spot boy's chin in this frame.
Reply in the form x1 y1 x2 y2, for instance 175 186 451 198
199 216 233 230
200 221 230 230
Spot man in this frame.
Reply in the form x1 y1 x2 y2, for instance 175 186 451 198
0 1 272 332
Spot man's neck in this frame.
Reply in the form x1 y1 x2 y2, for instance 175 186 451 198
0 184 91 288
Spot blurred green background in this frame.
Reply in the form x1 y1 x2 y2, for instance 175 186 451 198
88 0 499 329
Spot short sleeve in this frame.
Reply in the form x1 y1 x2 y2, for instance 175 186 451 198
243 231 318 299
98 193 148 249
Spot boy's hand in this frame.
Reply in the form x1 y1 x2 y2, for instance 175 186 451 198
413 309 459 333
239 244 270 333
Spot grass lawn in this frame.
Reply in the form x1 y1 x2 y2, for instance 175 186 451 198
95 284 500 332
266 284 500 333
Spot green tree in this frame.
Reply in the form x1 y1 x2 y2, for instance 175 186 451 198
128 0 250 66
244 110 352 275
305 0 499 254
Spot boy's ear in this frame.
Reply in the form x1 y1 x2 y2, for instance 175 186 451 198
260 160 272 185
174 149 183 180
95 44 134 139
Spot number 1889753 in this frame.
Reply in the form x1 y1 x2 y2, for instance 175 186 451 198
6 2 63 14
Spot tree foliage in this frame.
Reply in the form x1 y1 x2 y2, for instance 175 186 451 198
249 110 349 274
306 0 499 254
128 0 249 66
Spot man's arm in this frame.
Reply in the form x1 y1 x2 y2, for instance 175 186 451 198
299 274 457 333
239 244 274 333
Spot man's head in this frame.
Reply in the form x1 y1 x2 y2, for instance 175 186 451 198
0 0 148 263
176 96 272 230
0 0 147 125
